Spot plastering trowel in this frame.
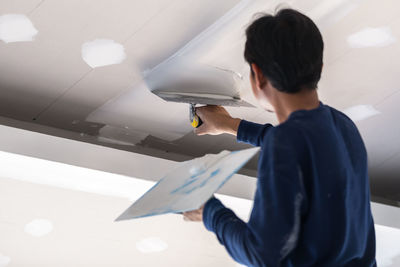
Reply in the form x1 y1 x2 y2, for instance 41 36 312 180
147 61 253 128
153 91 253 128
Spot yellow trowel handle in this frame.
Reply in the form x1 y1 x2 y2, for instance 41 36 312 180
191 114 203 128
190 104 203 128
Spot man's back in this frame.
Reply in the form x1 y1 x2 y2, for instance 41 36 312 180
279 102 376 266
203 102 376 266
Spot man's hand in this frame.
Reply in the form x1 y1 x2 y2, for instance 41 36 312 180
194 105 241 136
183 205 204 222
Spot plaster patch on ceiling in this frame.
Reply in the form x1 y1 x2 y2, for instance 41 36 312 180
0 14 38 43
343 104 380 122
0 253 11 267
347 27 397 48
24 219 53 237
136 237 168 253
81 39 126 68
375 224 400 267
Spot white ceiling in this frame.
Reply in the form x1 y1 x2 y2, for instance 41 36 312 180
1 0 400 266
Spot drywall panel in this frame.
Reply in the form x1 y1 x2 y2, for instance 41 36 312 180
0 41 91 120
0 0 175 121
24 0 243 142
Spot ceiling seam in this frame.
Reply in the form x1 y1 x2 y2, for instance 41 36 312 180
28 0 46 16
375 89 400 108
32 69 93 121
121 0 180 44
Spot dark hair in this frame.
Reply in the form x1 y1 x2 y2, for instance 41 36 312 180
244 8 324 93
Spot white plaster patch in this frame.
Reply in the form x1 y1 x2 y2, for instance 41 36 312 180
343 105 380 122
136 237 168 253
81 39 126 68
0 253 11 267
0 14 38 43
347 27 396 48
24 219 53 237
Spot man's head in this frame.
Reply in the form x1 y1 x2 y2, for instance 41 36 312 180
244 8 324 109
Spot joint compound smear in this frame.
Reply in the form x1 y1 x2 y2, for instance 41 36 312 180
0 14 38 43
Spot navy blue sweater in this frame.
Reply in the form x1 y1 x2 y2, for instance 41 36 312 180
203 103 376 267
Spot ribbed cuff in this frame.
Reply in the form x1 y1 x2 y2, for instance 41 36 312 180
203 197 226 232
236 119 261 143
236 119 247 143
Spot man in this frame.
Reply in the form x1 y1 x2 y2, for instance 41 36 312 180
183 8 376 267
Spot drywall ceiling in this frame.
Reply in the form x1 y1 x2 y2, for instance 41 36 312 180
0 0 399 208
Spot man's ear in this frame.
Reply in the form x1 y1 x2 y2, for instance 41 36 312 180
251 63 267 89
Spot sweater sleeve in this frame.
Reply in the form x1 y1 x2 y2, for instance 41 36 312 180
237 120 273 147
203 127 308 267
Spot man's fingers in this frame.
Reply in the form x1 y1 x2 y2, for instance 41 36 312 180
183 209 202 222
195 107 204 118
184 215 194 221
183 212 190 221
196 105 220 120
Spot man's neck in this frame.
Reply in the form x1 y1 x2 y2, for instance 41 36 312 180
273 89 320 123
